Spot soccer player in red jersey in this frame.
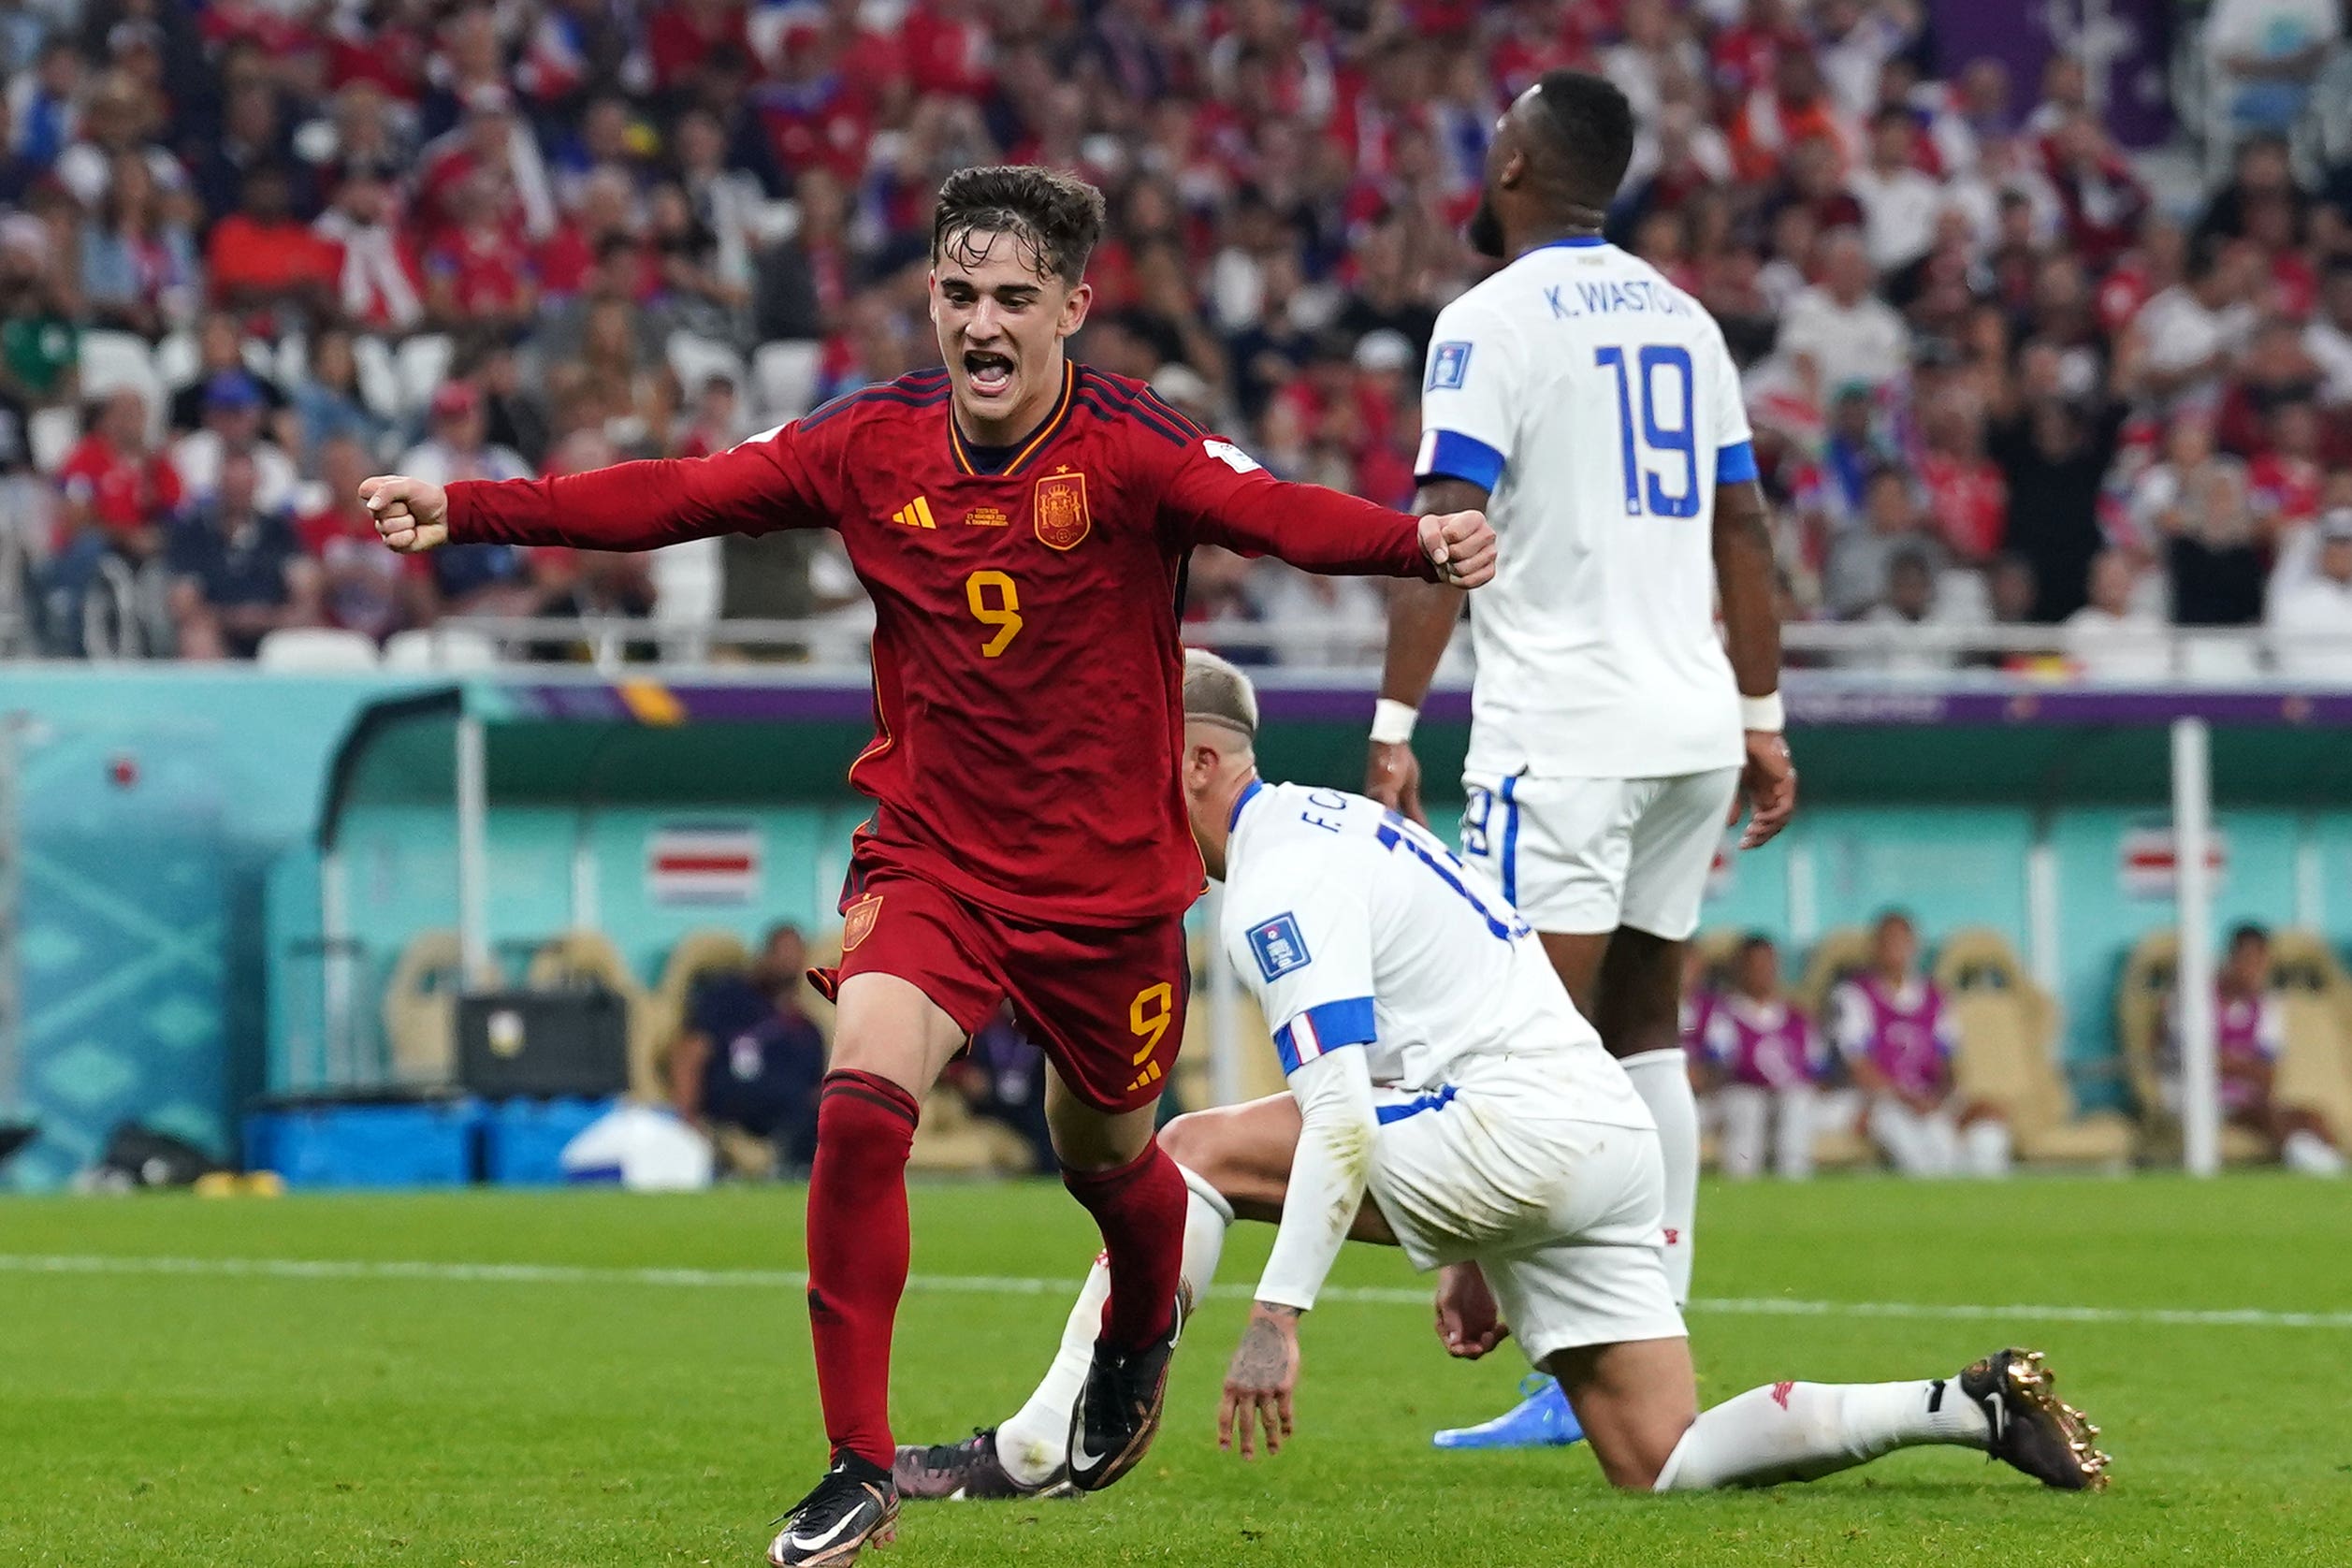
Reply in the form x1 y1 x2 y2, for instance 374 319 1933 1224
359 165 1497 1567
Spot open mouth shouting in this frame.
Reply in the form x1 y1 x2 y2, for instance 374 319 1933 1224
963 348 1016 401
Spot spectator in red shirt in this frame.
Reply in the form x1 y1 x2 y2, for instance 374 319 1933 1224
2248 399 2326 527
2244 190 2316 319
425 170 542 335
647 0 752 95
2217 317 2325 455
314 163 425 334
298 434 425 640
751 29 876 185
897 0 994 100
206 165 341 319
536 167 649 301
53 388 181 566
1916 393 2010 563
415 87 557 246
1774 132 1866 235
2041 109 2149 274
1731 48 1850 186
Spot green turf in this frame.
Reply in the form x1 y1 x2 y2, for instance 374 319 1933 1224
2 1175 2347 1567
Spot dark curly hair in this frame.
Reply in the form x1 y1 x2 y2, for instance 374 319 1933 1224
931 165 1107 284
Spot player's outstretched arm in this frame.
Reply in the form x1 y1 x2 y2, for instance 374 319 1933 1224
368 430 835 558
1219 1045 1381 1459
1715 478 1797 849
1368 476 1489 822
1160 432 1496 588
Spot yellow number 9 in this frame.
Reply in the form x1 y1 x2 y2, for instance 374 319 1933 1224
965 570 1024 657
1128 982 1173 1066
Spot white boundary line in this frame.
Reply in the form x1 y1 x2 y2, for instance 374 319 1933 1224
4 1253 2348 1329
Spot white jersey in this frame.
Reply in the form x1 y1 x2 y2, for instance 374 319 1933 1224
1417 238 1752 779
1218 779 1648 1126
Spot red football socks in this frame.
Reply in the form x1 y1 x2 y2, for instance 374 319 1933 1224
805 1068 920 1469
1063 1140 1187 1352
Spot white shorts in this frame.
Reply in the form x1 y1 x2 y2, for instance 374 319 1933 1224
1369 1066 1685 1363
1459 768 1739 940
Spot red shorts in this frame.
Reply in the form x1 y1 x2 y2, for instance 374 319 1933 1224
810 869 1189 1115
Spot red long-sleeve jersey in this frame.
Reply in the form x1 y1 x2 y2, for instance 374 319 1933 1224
447 362 1436 926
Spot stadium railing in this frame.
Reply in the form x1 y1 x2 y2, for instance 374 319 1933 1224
403 615 2352 681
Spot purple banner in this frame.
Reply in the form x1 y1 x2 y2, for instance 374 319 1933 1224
1930 0 2174 149
493 676 2352 731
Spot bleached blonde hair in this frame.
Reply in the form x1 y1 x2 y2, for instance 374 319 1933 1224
1183 646 1257 748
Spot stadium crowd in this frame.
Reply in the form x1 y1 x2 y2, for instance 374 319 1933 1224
3 0 2352 670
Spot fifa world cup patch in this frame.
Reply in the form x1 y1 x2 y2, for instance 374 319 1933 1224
1247 913 1312 980
842 893 883 951
1033 468 1091 550
1427 340 1473 391
1203 438 1261 473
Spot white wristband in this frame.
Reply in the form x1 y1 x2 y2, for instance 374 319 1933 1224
1370 699 1419 746
1739 691 1785 733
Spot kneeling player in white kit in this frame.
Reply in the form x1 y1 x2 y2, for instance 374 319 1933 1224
894 653 2109 1500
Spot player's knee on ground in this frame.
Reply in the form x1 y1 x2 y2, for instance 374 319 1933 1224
1544 1340 1697 1491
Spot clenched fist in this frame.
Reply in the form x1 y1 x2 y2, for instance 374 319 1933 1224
359 474 451 553
1416 510 1497 588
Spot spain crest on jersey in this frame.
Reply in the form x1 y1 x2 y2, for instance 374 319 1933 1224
842 893 883 951
1033 469 1090 551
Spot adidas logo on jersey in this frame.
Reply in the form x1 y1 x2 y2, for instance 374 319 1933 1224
892 496 937 529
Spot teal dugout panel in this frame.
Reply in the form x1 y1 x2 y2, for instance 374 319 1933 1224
2 669 443 1187
11 669 2351 1185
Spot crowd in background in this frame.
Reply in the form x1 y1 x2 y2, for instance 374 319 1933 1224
3 0 2352 670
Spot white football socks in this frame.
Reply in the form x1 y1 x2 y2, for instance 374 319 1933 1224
1618 1047 1699 1303
1653 1377 1991 1490
994 1162 1233 1488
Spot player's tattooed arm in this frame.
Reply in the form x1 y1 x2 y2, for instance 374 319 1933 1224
1714 478 1797 849
1219 1304 1302 1459
1369 477 1489 822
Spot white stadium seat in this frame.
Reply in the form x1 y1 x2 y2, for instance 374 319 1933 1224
353 335 405 419
153 329 200 391
667 331 746 401
27 407 77 473
255 628 383 672
78 330 166 413
651 537 723 627
382 627 501 671
752 341 821 424
396 334 456 414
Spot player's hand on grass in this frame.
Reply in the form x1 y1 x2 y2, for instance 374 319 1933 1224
360 474 451 553
1417 511 1497 588
1365 740 1426 825
1218 1304 1301 1459
1732 730 1797 849
1433 1261 1508 1360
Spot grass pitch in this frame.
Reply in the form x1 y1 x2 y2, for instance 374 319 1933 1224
1 1175 2346 1567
